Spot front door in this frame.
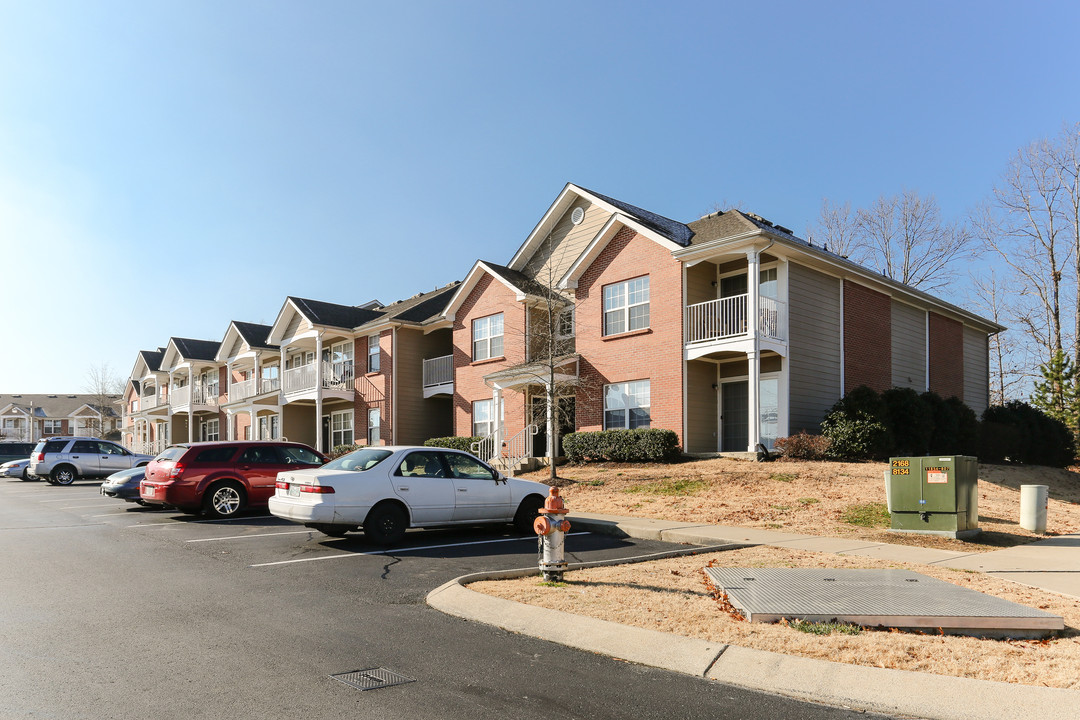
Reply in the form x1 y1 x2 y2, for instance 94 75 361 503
721 381 749 452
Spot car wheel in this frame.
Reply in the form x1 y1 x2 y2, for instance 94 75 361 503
51 466 77 485
21 468 34 481
310 523 356 538
513 494 547 534
363 503 408 546
203 481 246 518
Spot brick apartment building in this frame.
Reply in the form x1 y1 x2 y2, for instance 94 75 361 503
122 183 1001 464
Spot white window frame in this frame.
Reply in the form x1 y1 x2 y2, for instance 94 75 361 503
603 380 651 430
330 409 353 448
472 313 504 361
367 334 380 373
43 419 63 434
603 276 650 336
367 408 380 445
201 418 220 442
472 399 495 437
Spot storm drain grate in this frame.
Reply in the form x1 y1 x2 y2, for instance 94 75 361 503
331 667 415 691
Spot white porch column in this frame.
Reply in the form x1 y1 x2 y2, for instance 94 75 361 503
747 249 761 452
492 386 503 461
254 351 262 395
226 409 234 441
315 333 324 452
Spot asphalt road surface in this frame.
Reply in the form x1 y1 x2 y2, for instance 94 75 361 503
0 479 895 719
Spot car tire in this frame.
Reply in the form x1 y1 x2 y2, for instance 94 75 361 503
363 502 408 547
310 523 356 538
513 494 546 534
203 481 246 518
21 468 34 481
51 466 77 485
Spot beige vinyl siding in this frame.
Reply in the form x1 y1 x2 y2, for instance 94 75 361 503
717 355 781 379
686 360 718 452
282 405 316 447
963 326 989 415
523 201 611 283
891 301 926 390
226 335 244 359
686 262 716 307
788 263 842 433
395 328 453 444
283 312 304 340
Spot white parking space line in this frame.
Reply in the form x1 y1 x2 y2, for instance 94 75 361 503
39 498 95 503
249 532 591 568
186 530 315 543
88 512 139 517
124 515 277 527
58 503 124 510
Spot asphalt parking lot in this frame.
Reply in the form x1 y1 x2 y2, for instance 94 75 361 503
0 478 891 720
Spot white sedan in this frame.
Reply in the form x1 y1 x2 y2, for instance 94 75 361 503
268 446 549 545
0 458 31 481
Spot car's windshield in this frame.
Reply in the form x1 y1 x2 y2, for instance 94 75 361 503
322 448 393 472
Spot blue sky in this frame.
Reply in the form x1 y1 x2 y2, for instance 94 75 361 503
2 0 1078 393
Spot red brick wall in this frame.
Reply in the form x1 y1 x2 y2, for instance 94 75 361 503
574 226 684 445
843 280 892 393
928 312 964 399
453 273 527 438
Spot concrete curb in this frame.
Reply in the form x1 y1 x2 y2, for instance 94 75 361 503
426 513 1080 719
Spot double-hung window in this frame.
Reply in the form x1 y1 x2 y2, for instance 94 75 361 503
367 334 380 373
603 276 649 336
472 313 504 361
472 399 495 437
201 418 220 442
367 408 380 445
331 410 353 448
43 419 63 434
603 380 651 430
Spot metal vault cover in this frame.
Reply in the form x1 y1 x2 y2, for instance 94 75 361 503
331 667 415 691
705 567 1063 636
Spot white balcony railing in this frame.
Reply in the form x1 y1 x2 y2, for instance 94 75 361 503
284 364 317 394
170 384 218 408
230 378 256 403
262 376 280 393
684 294 787 344
423 354 454 388
141 394 160 411
322 360 354 391
284 361 354 394
171 385 190 407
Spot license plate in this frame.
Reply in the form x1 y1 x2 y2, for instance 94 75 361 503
144 486 155 497
288 484 301 497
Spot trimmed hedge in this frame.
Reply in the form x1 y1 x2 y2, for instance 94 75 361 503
773 431 830 460
820 386 892 460
563 428 681 463
979 401 1074 467
424 436 483 453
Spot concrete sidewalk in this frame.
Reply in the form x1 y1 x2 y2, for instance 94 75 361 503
426 512 1080 720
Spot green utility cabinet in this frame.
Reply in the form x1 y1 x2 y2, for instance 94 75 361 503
887 456 979 539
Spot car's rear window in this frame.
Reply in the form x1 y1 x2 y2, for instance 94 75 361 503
193 446 238 463
280 446 323 465
323 448 393 472
32 441 47 454
155 446 188 462
43 440 68 454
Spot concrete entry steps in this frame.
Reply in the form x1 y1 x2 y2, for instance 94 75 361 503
706 567 1064 638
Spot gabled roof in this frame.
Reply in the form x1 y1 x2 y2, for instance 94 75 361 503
441 261 570 321
0 394 120 419
577 186 694 246
354 283 462 330
687 209 799 246
232 321 276 350
139 349 166 373
170 338 221 362
288 297 384 329
482 262 558 300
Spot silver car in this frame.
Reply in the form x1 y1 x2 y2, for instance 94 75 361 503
0 458 31 481
28 437 154 485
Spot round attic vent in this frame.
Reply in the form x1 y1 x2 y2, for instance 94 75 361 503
570 206 585 225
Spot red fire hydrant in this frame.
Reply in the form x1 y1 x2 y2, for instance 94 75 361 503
533 486 570 581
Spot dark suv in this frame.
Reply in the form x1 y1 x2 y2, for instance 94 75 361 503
140 441 327 518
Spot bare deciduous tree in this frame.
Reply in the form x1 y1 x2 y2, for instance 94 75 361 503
84 362 124 439
813 199 863 260
969 270 1030 404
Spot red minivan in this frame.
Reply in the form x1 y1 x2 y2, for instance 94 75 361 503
141 441 327 518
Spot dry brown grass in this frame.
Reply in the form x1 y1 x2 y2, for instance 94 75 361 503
470 458 1080 687
519 457 1080 551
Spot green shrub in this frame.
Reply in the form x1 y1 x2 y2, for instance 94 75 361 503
882 387 932 455
773 431 830 460
980 401 1074 467
820 386 892 460
563 428 681 463
330 444 359 459
945 396 979 456
424 436 483 453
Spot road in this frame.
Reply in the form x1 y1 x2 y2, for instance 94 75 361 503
0 479 894 719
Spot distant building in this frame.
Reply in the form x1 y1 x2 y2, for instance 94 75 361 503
0 394 122 443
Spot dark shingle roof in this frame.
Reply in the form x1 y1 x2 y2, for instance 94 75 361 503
171 338 221 361
388 284 461 324
139 349 165 372
233 321 276 350
483 261 563 300
289 297 384 329
0 394 120 418
579 186 695 246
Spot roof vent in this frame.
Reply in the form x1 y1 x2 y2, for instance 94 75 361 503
48 395 57 398
571 206 585 225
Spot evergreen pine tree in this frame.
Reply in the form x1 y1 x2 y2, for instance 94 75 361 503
1031 349 1080 436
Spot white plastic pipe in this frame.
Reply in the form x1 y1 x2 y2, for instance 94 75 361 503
1019 484 1048 534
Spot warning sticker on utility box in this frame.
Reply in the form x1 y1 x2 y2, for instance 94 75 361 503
926 469 949 484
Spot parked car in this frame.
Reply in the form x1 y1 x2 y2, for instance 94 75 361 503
0 457 32 481
28 437 155 485
0 442 36 465
140 441 328 518
268 445 549 545
100 467 147 504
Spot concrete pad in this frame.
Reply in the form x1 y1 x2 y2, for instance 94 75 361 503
767 537 892 554
662 524 811 546
838 543 975 565
710 645 1080 720
942 534 1080 572
567 512 715 541
427 575 725 677
981 571 1080 600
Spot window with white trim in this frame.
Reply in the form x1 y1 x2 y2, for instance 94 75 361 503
472 399 495 437
43 419 63 434
603 380 651 430
367 408 380 445
368 334 380 373
331 409 353 448
201 418 220 442
472 313 504 361
603 276 649 336
257 415 279 440
329 340 354 379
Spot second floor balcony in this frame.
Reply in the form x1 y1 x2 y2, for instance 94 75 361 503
422 354 454 398
170 384 219 410
685 294 787 351
283 361 354 397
